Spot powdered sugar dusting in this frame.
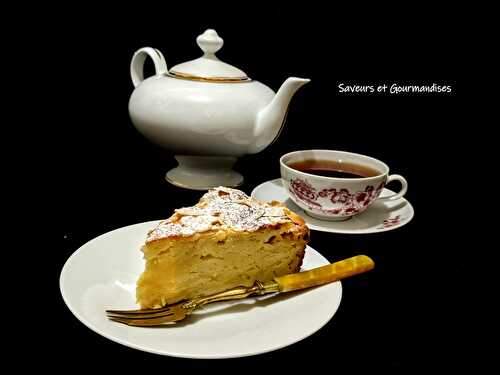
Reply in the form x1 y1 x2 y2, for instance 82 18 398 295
146 187 292 242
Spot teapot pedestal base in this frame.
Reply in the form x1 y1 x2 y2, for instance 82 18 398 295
166 155 244 190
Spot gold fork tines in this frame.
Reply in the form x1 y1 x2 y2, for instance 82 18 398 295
106 305 175 316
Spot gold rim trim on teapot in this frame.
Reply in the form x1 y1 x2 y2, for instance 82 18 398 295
167 71 252 83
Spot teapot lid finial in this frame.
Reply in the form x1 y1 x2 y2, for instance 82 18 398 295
197 29 223 56
169 29 249 82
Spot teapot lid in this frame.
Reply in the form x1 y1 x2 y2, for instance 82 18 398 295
169 29 250 82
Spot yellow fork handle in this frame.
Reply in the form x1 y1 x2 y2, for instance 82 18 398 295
274 255 375 293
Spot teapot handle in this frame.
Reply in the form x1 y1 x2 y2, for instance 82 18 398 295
130 47 168 87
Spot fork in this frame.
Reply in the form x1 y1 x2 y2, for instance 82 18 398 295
106 254 374 326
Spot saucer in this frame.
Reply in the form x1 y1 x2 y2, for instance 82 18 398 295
251 179 414 234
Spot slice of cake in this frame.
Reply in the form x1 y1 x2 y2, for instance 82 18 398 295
136 187 309 309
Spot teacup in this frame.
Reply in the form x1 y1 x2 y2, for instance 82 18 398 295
280 150 408 221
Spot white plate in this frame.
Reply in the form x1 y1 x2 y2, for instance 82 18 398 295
60 220 342 358
252 179 414 234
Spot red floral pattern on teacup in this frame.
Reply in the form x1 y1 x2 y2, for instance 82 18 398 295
290 178 385 216
289 178 321 207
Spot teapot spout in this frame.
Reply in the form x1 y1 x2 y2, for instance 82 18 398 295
251 77 310 154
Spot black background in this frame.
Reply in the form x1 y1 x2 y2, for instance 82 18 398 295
33 3 474 371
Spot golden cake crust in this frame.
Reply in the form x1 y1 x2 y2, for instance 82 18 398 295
146 187 309 243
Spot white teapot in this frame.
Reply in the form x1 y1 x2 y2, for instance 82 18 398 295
129 29 310 189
